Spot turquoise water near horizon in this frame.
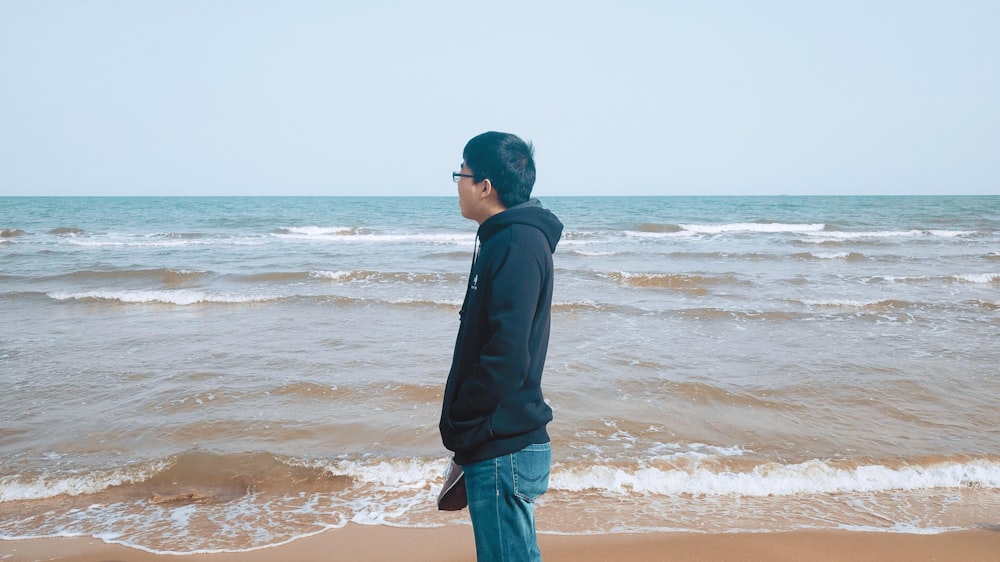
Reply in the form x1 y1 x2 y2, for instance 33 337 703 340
2 195 999 553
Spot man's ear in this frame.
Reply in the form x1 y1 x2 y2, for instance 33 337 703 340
481 178 493 197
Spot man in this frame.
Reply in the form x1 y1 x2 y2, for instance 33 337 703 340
439 131 563 562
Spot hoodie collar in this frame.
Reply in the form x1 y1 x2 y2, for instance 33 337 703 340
476 199 563 253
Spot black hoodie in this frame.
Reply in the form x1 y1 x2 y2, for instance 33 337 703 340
439 199 564 465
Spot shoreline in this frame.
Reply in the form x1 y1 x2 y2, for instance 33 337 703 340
2 525 998 562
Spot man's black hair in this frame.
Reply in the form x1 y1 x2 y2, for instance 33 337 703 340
463 131 536 208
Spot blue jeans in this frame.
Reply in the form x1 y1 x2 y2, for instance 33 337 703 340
461 442 551 562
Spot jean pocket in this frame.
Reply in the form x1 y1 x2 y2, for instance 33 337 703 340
512 443 551 503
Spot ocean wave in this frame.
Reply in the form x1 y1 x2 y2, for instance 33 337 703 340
46 290 278 305
0 459 172 502
242 269 455 285
607 271 750 294
552 300 610 313
951 272 1000 285
679 222 826 235
3 451 997 553
808 229 976 240
41 290 464 308
854 273 1000 286
242 271 314 282
618 222 827 239
273 228 468 245
310 270 463 284
267 381 440 404
968 299 999 311
550 457 1000 497
566 249 621 256
556 238 605 246
11 452 993 504
0 451 355 555
51 268 208 284
1 228 25 238
621 230 693 239
426 250 475 260
796 298 915 310
381 297 463 307
0 452 350 505
274 226 365 236
150 231 209 240
676 308 804 321
633 223 683 233
312 457 448 489
50 227 85 235
792 251 866 261
63 237 265 248
559 230 600 241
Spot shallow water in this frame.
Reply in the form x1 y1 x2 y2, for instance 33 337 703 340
2 196 999 553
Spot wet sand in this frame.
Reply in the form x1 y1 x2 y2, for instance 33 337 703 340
2 525 998 561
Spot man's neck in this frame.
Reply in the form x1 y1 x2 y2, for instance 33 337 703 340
474 203 507 225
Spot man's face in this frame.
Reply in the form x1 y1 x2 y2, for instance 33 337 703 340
456 162 479 220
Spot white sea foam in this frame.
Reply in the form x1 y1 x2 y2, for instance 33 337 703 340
4 454 997 553
623 230 694 239
320 457 445 490
647 443 748 460
556 236 604 245
310 270 360 281
809 229 973 240
384 297 463 307
952 272 1000 284
798 298 900 308
550 458 1000 497
278 226 357 236
680 223 826 234
872 275 917 283
64 237 264 248
927 230 975 237
0 461 170 502
569 249 620 256
273 229 468 245
307 455 1000 499
867 273 999 285
623 222 827 239
835 523 962 535
553 298 605 311
46 290 277 305
811 252 852 259
288 455 1000 499
0 491 348 556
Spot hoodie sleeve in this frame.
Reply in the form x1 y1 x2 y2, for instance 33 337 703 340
451 240 543 421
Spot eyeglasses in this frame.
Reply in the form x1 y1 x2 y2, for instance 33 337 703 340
452 172 476 183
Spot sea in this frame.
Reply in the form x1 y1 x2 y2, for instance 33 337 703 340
1 195 999 554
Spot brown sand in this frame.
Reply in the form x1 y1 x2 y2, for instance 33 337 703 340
2 525 999 562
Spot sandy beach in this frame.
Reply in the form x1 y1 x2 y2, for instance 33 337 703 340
2 525 999 562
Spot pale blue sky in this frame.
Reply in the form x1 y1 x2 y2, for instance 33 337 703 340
1 1 997 196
